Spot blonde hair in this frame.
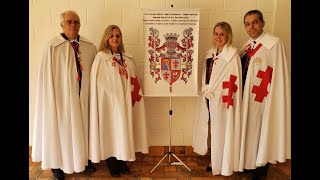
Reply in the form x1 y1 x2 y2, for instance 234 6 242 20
213 22 233 46
98 25 125 53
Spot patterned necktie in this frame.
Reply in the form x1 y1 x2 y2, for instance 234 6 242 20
241 42 253 89
70 41 82 90
244 41 256 71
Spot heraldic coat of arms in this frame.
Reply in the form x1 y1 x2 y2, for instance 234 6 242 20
147 27 194 92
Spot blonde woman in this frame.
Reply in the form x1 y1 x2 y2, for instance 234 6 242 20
193 22 242 176
88 25 149 177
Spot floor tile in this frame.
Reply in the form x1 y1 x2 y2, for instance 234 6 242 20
29 147 291 180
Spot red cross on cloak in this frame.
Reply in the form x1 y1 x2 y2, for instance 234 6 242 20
252 66 273 102
222 74 238 109
131 76 142 107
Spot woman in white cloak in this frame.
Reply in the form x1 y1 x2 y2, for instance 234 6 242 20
192 22 242 176
89 25 149 177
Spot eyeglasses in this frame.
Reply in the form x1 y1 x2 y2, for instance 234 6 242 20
63 20 80 26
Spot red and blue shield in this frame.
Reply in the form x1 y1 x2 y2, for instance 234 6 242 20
161 58 181 85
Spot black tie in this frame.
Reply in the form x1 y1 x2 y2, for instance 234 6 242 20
70 41 82 91
60 33 82 93
241 41 256 92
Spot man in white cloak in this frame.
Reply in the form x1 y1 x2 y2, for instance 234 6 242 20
239 10 291 180
31 10 97 179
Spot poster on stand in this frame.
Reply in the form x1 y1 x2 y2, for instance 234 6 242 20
143 9 200 97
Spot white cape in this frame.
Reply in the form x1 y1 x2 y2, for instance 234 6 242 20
239 32 291 170
193 46 242 176
31 35 97 174
89 50 149 163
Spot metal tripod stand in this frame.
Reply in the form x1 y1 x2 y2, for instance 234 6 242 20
150 97 191 173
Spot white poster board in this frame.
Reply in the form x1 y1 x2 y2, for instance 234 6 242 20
143 9 200 97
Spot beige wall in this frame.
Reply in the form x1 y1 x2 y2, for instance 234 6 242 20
29 0 291 146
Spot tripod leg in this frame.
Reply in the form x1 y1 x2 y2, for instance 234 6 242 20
150 153 169 173
171 153 192 172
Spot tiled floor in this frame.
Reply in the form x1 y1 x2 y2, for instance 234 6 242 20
29 146 291 180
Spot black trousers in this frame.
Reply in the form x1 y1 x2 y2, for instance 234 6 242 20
254 163 270 177
51 168 64 179
243 163 270 177
106 157 121 172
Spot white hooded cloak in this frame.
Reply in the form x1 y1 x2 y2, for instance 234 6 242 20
89 50 149 163
193 45 242 176
239 32 291 170
32 35 97 174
